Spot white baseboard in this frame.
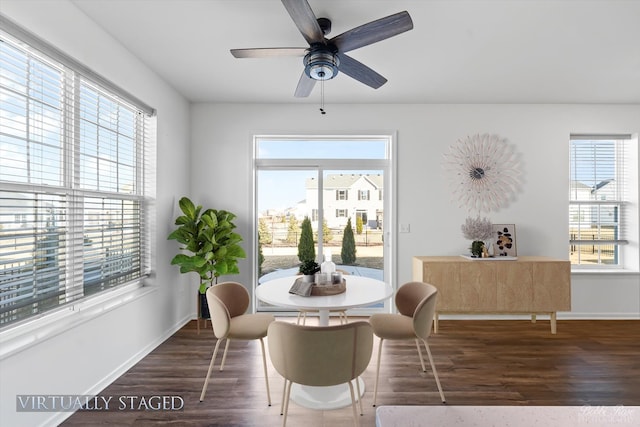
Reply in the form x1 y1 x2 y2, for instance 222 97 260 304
437 313 640 320
558 312 640 320
45 313 193 427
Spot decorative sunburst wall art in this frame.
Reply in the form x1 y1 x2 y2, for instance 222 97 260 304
443 133 522 214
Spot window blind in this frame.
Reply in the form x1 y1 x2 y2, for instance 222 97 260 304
0 14 155 116
0 22 155 327
569 134 630 266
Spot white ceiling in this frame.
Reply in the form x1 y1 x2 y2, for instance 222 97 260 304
70 0 640 104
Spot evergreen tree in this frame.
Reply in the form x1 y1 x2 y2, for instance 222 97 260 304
258 218 272 245
314 219 333 243
341 217 357 265
258 240 264 276
286 216 300 243
297 216 316 263
323 219 333 243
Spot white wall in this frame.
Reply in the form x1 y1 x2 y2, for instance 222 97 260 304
190 103 640 318
0 1 192 426
1 1 638 425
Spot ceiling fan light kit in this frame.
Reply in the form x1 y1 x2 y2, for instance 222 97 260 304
230 0 413 98
304 46 339 81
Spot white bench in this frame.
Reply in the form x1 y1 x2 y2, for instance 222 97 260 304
376 405 639 427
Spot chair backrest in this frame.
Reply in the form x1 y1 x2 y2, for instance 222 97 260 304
268 321 374 387
394 281 438 340
206 281 250 339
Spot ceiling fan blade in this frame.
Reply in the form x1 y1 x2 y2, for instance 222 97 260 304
294 70 316 97
230 47 307 58
331 11 413 53
281 0 325 45
337 53 387 89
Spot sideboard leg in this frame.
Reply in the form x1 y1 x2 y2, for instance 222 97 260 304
433 312 439 334
531 314 537 323
550 312 557 334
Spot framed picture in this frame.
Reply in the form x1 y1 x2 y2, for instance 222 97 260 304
491 224 517 257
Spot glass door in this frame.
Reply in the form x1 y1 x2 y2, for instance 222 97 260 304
320 170 385 314
257 169 319 284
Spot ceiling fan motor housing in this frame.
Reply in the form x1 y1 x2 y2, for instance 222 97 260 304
304 44 339 81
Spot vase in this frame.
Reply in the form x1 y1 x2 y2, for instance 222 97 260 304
487 242 495 257
199 292 210 319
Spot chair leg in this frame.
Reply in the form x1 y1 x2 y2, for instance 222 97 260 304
219 338 231 371
339 310 348 324
415 338 427 372
259 337 272 406
372 337 384 407
197 293 201 335
347 380 360 427
282 380 292 427
280 379 287 415
200 338 223 401
355 378 363 415
296 311 308 325
422 339 446 403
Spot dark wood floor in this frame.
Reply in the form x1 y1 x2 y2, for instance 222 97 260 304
61 318 640 427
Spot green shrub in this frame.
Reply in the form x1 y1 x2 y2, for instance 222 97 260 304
341 218 357 265
297 216 315 263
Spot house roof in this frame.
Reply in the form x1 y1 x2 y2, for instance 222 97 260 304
306 174 383 189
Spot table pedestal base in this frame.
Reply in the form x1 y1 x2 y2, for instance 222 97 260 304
290 377 365 410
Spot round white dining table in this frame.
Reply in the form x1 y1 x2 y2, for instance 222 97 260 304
256 275 393 410
256 275 393 326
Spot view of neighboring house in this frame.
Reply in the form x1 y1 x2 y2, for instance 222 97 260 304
304 174 383 230
569 178 621 263
571 178 617 201
570 179 619 226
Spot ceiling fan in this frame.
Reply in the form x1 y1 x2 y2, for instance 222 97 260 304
230 0 414 97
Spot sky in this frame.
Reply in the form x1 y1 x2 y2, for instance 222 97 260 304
256 138 387 211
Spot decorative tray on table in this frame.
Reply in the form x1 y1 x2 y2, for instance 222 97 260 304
289 277 346 297
459 254 518 261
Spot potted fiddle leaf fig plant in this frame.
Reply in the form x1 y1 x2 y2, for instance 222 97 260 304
168 196 246 319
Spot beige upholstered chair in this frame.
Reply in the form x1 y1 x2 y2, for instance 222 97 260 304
199 281 275 405
369 281 445 406
268 321 374 427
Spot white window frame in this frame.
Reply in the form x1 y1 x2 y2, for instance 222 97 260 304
569 134 639 271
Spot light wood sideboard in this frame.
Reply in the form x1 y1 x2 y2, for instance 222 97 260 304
412 256 571 334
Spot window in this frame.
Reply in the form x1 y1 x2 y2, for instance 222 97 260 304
358 190 370 200
336 190 347 200
569 134 636 268
336 209 349 218
0 24 155 328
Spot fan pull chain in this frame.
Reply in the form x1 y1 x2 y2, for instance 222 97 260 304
319 79 326 115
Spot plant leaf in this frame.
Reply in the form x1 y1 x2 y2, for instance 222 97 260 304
178 197 196 219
